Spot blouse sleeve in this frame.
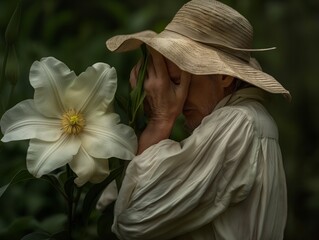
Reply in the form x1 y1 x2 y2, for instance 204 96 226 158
112 107 259 240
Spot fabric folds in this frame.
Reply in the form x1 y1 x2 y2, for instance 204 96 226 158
112 88 287 240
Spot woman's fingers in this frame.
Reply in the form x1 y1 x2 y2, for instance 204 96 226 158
144 48 169 92
147 47 168 78
129 59 142 88
176 71 191 100
140 47 191 123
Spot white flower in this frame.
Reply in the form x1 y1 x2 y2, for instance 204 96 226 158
0 57 137 186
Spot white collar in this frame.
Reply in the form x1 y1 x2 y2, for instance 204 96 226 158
213 87 266 112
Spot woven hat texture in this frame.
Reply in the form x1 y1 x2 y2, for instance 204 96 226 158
106 0 290 99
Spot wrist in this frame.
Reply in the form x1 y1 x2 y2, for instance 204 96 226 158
147 117 176 135
137 117 176 155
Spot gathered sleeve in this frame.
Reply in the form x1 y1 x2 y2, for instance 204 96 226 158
112 108 260 240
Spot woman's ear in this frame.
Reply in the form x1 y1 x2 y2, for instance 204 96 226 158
221 75 234 88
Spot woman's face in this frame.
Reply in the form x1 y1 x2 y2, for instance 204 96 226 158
166 59 227 131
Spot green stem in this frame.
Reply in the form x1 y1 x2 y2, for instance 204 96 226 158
66 166 74 240
67 196 73 240
73 187 82 219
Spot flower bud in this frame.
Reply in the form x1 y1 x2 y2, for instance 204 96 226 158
5 1 21 45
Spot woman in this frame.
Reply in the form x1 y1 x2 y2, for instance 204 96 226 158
105 0 290 239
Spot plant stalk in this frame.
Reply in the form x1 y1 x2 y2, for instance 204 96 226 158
66 166 74 240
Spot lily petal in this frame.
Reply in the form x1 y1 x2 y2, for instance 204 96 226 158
69 146 109 187
30 57 77 117
27 134 81 178
82 113 137 160
65 63 117 113
1 100 62 142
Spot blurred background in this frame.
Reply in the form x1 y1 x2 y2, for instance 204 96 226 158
0 0 318 239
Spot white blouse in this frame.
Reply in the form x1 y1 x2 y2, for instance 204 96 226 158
112 88 287 240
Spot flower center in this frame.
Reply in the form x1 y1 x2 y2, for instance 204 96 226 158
61 109 85 135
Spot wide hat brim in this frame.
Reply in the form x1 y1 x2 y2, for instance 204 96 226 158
106 30 291 100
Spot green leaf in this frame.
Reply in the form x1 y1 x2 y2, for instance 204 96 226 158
40 173 67 200
5 45 19 86
81 166 124 224
0 46 10 109
21 231 51 240
0 216 40 239
129 44 148 127
115 94 129 114
64 176 76 200
39 214 67 235
51 231 69 240
5 0 21 45
0 169 34 198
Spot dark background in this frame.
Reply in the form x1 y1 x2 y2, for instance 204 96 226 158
0 0 318 239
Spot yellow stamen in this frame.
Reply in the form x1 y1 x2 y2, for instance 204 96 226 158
61 109 85 135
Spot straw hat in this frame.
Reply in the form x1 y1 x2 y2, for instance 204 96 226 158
106 0 291 100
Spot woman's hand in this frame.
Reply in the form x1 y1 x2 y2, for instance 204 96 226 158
143 47 191 126
131 47 191 154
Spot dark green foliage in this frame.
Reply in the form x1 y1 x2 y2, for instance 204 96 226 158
0 0 319 239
